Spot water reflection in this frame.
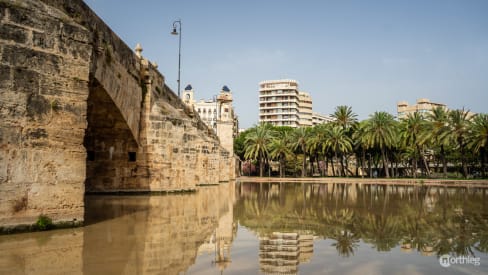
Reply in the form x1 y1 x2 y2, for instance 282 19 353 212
1 181 488 274
0 183 236 275
235 182 488 262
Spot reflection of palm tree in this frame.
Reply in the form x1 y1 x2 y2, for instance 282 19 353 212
332 230 359 257
361 213 401 252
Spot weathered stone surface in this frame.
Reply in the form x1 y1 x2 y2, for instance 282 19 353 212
0 0 234 229
0 24 28 44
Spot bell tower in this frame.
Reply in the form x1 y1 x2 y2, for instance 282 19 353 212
182 84 195 109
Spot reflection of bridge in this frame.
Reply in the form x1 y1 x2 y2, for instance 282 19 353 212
0 183 237 274
0 0 234 228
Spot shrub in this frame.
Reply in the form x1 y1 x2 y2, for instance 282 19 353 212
36 215 53 231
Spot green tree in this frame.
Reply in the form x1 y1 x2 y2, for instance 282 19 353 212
269 130 293 178
326 126 353 176
363 112 397 178
331 105 358 131
449 109 472 178
291 127 310 177
244 124 275 177
468 113 488 177
400 112 430 178
425 106 452 178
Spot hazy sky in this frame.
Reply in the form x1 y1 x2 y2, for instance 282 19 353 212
84 0 488 128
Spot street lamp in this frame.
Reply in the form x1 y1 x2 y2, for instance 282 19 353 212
171 20 182 97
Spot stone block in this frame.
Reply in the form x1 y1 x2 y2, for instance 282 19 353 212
33 31 55 50
0 65 11 89
3 46 62 75
0 24 28 44
13 67 39 94
8 6 60 32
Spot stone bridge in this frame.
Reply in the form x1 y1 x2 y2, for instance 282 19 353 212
0 0 234 229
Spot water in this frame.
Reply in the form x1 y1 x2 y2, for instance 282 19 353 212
1 181 488 274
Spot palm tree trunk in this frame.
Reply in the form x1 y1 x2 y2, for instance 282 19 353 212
413 157 417 179
331 156 336 177
368 154 372 178
280 153 285 178
340 154 346 177
361 150 366 178
324 156 329 176
381 147 390 178
259 155 264 177
441 145 448 178
460 143 468 178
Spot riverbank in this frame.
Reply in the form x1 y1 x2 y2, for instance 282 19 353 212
237 176 488 188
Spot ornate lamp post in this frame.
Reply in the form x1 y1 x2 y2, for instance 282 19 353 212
171 20 182 97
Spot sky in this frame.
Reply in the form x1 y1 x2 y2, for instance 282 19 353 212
84 0 488 128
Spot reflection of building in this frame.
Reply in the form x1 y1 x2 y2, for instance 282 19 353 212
259 232 314 274
182 84 238 155
197 182 237 273
396 98 447 119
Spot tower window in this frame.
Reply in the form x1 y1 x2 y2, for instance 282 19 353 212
128 152 136 162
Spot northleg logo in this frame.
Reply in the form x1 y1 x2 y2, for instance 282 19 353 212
439 254 481 267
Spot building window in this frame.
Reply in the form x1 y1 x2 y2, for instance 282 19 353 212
128 152 136 162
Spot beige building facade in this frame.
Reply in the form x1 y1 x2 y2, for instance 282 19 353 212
312 112 334 125
397 98 447 119
259 79 331 128
259 79 301 127
298 92 313 127
182 85 238 156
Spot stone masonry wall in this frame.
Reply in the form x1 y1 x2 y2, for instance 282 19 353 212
0 0 91 227
0 0 234 228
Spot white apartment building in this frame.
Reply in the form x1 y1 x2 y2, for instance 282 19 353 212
259 79 301 127
397 98 447 119
312 112 334 125
298 92 313 127
259 79 330 128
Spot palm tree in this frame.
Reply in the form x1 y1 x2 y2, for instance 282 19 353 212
332 106 358 175
425 106 452 178
307 124 329 176
269 131 293 178
468 113 488 177
449 109 472 178
362 112 397 178
326 126 353 176
400 112 430 178
291 127 310 177
352 121 368 178
244 124 275 177
331 105 358 131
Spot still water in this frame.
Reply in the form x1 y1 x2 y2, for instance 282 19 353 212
1 181 488 274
